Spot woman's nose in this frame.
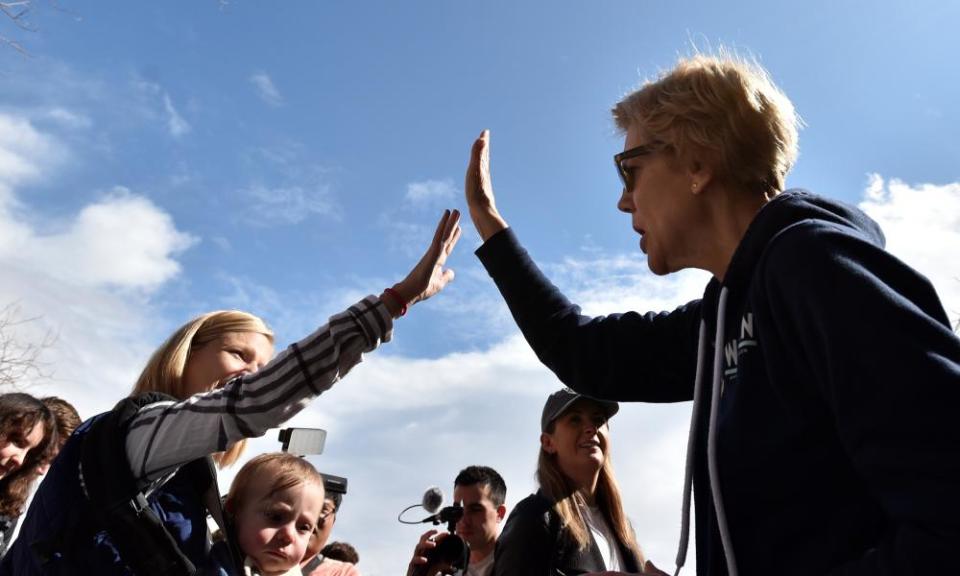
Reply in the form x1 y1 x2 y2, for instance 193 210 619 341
617 189 634 213
9 448 26 469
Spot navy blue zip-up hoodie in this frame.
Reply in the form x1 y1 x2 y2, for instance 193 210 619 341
476 190 960 575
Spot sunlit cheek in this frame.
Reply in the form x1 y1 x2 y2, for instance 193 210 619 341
257 528 278 547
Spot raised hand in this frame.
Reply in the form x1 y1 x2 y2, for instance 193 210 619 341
384 209 462 318
465 129 508 241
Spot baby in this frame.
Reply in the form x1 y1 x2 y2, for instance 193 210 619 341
225 453 326 576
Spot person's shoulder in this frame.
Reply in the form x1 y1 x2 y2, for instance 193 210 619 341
757 217 883 292
501 493 555 537
332 559 361 576
494 493 559 576
303 558 360 576
510 492 553 516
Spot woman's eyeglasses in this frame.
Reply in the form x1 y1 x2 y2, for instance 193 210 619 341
317 500 338 526
613 141 663 193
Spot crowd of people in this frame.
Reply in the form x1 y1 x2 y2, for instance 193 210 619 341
0 50 958 576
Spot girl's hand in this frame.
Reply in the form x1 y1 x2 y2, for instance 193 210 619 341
384 209 462 318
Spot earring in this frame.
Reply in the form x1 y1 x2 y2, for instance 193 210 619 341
692 182 699 193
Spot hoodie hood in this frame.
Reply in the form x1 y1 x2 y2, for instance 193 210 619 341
706 189 886 297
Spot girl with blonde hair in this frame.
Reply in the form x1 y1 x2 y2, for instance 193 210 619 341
4 209 461 576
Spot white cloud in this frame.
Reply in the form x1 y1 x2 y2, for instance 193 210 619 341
0 153 196 292
236 144 341 226
405 179 457 206
240 183 340 226
377 216 432 259
134 79 191 139
859 174 960 324
550 254 710 316
249 72 283 107
162 94 191 138
0 116 194 291
12 188 197 290
44 107 92 130
0 114 64 192
0 263 159 416
377 179 459 259
0 115 193 419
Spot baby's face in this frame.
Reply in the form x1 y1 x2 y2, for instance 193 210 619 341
235 477 324 575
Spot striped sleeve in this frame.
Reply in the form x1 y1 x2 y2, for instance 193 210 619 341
124 296 392 486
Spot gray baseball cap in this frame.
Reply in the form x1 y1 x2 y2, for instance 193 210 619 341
540 388 619 432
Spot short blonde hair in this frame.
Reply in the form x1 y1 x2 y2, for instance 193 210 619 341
225 452 324 516
131 310 274 467
612 52 800 197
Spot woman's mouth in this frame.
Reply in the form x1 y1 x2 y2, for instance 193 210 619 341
634 226 647 252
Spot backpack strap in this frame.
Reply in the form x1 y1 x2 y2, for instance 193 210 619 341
301 555 323 575
79 392 199 576
188 457 243 573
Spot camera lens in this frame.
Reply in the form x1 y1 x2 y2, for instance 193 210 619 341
414 534 469 576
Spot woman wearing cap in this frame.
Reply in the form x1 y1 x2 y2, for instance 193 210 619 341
494 389 662 576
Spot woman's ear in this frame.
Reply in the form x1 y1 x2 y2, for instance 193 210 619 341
688 156 715 195
540 433 557 455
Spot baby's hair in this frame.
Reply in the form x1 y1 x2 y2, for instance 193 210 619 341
225 452 323 514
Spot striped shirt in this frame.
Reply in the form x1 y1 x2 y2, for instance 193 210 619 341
125 296 392 487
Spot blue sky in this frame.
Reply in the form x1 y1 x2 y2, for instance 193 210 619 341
2 1 959 573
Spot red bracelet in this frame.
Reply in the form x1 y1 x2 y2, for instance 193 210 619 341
383 287 408 317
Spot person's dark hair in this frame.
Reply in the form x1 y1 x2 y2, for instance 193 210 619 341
0 393 58 517
320 541 359 564
454 465 506 508
326 491 343 512
40 397 81 451
0 393 55 451
0 460 36 517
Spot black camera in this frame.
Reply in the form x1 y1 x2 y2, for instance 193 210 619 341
401 493 470 576
416 529 469 576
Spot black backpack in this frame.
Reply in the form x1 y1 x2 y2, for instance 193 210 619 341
2 393 242 576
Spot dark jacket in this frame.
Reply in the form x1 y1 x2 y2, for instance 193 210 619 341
476 190 960 575
0 516 16 559
494 491 641 576
0 396 231 576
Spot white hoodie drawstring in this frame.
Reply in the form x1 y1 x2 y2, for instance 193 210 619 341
674 287 738 576
674 320 709 576
708 287 738 576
